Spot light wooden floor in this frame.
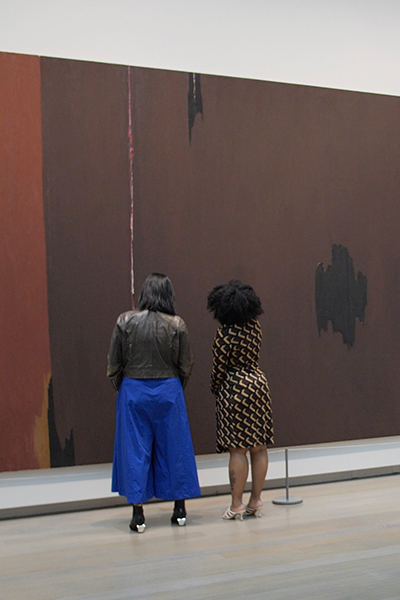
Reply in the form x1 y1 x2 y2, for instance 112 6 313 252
2 474 400 600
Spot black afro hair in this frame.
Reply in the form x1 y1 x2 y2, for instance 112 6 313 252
207 280 263 326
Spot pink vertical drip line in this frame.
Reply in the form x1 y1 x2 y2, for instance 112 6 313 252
128 66 135 308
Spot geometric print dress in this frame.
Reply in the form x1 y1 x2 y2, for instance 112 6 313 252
210 319 274 453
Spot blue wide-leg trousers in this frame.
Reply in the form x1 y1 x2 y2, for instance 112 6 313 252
112 377 200 504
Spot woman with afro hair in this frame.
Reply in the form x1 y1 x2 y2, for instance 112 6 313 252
207 280 274 520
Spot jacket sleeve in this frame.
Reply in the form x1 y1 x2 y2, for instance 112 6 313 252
107 318 124 392
177 319 194 389
210 327 230 396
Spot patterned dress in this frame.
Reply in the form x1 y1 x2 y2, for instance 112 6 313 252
211 319 274 452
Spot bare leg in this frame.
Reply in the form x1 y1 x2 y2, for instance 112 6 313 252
248 445 268 508
228 447 249 511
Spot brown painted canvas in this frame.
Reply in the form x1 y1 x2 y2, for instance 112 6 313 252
40 58 132 467
130 68 400 451
1 51 400 471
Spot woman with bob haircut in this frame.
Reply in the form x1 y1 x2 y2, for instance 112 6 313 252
207 280 274 520
107 273 200 532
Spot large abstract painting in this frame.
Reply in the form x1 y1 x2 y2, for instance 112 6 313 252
1 50 400 472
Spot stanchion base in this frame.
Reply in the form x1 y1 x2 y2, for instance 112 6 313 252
272 496 303 505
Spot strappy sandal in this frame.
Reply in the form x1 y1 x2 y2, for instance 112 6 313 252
221 506 245 521
244 504 262 518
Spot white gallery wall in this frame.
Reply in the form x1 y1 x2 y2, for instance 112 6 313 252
1 0 400 97
1 0 400 515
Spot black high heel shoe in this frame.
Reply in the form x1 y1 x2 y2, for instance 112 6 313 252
129 504 146 533
171 499 187 526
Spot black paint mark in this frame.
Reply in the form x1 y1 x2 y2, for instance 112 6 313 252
188 73 203 142
315 244 367 348
47 378 75 467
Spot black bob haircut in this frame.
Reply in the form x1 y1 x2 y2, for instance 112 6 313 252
207 280 263 326
137 273 176 315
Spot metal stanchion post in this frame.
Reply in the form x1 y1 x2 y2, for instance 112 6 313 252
272 448 303 505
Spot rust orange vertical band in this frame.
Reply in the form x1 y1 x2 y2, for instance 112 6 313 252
0 52 51 471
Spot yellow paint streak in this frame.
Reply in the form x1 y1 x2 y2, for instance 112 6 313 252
34 372 51 468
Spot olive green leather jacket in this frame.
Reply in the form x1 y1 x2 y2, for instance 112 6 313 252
107 309 194 391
